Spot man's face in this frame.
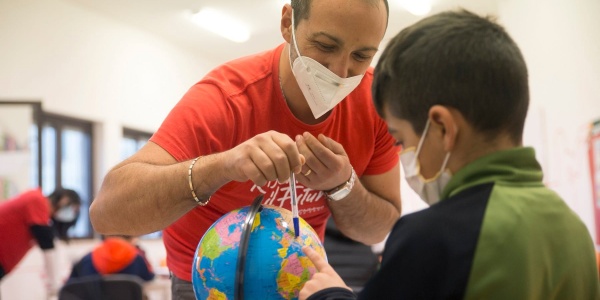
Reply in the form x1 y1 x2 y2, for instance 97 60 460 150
292 0 387 78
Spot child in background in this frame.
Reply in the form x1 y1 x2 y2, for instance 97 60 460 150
0 188 81 297
67 235 154 283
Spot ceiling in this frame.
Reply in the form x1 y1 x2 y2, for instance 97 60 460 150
65 0 499 63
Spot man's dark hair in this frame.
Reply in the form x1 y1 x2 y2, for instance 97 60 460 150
373 9 529 144
291 0 389 30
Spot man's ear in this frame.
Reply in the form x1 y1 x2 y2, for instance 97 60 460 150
280 4 293 43
429 105 458 152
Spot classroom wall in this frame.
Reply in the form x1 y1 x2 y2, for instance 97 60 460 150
1 0 599 298
399 0 600 244
0 0 214 298
0 0 217 182
499 0 600 243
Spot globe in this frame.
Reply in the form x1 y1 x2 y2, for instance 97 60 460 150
192 198 326 300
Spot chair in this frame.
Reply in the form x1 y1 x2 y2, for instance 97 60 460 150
58 274 145 300
324 218 379 293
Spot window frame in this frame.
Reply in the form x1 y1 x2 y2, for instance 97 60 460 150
41 112 95 239
122 127 161 239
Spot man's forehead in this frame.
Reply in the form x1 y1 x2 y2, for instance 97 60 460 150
300 0 387 45
305 0 386 20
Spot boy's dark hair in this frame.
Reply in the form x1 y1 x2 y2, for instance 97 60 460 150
291 0 389 30
373 9 529 144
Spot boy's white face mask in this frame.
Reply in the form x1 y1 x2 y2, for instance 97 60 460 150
289 10 364 119
400 119 452 205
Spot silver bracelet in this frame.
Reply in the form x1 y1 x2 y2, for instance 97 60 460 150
188 156 210 206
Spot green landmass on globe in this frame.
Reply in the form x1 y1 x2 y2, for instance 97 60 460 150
192 204 327 300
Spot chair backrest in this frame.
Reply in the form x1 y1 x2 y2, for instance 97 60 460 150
59 274 145 300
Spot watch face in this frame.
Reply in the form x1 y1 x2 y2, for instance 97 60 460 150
328 187 350 201
327 168 356 201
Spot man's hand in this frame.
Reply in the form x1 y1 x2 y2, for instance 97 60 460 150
222 130 305 186
299 246 351 300
295 132 352 191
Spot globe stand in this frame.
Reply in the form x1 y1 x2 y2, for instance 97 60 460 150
235 194 264 300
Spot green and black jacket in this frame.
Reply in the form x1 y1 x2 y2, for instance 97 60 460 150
309 147 600 300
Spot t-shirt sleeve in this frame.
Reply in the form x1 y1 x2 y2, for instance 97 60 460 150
150 82 238 162
362 113 399 176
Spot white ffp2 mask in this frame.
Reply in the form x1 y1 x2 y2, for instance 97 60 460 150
289 10 364 119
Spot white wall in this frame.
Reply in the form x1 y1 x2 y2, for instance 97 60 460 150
499 0 600 243
1 0 599 298
398 0 600 246
0 0 215 298
399 0 600 245
0 0 217 179
379 0 600 255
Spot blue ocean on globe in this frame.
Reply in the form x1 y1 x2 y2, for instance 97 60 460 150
192 205 326 300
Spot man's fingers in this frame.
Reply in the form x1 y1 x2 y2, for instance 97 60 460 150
272 133 305 175
303 132 349 168
302 246 330 273
302 132 333 164
318 134 346 156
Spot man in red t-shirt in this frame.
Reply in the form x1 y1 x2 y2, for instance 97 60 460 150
0 188 81 298
91 0 400 298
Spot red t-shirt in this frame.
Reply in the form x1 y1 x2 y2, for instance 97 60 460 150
150 44 399 281
0 189 50 273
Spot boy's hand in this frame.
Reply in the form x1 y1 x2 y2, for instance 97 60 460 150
299 246 352 300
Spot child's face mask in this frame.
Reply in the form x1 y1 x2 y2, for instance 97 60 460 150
54 205 78 222
400 119 452 205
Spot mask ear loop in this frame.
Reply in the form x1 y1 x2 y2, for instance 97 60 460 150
440 152 451 172
414 119 431 158
416 118 452 170
290 10 308 70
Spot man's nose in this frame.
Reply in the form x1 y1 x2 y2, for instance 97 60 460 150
326 56 351 78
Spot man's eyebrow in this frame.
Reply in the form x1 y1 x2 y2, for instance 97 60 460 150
310 32 379 52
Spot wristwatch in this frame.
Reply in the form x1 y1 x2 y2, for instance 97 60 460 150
325 168 356 201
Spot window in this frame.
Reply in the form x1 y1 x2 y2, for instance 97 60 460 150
121 127 161 239
39 113 94 239
121 128 152 160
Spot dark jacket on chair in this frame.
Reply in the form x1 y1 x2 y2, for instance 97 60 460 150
67 237 154 283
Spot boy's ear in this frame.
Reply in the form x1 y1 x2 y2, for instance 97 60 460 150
429 105 458 152
280 4 293 43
